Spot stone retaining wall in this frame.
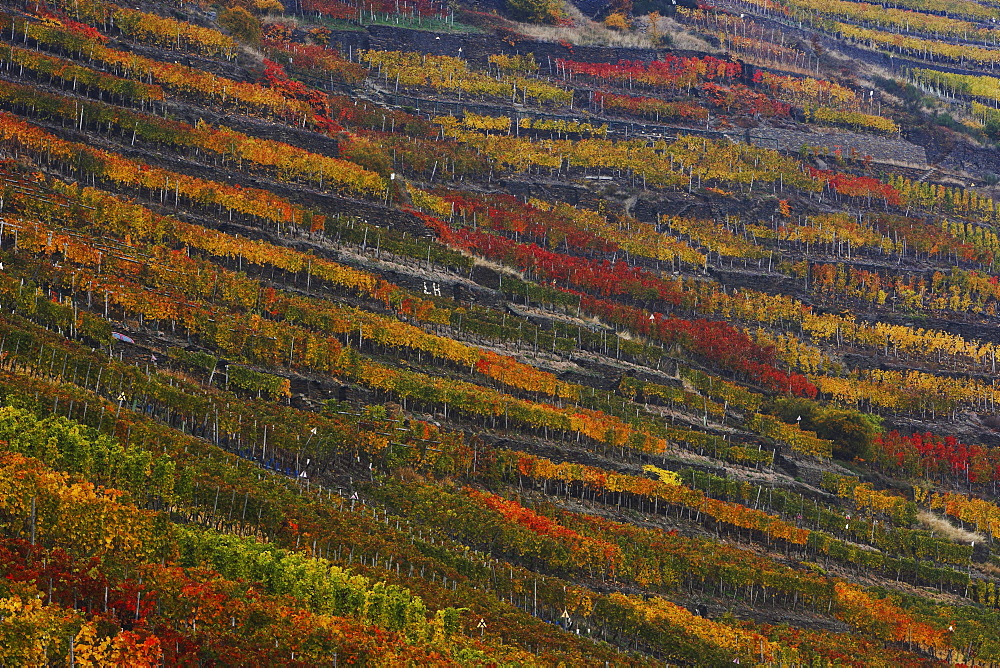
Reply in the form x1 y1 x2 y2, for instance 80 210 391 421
748 127 928 168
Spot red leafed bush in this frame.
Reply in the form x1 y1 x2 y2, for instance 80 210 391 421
874 431 1000 483
595 92 709 121
700 82 791 118
809 168 903 206
558 54 741 89
302 0 358 18
261 59 342 133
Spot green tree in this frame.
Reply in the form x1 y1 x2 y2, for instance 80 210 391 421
768 398 879 460
814 409 880 461
219 6 262 45
507 0 564 24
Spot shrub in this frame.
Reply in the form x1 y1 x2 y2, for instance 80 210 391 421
768 397 880 461
219 6 262 45
603 13 630 30
507 0 564 24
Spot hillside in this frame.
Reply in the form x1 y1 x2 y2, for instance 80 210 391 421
0 0 999 664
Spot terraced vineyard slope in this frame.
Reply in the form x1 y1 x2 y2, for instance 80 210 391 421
0 0 1000 664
